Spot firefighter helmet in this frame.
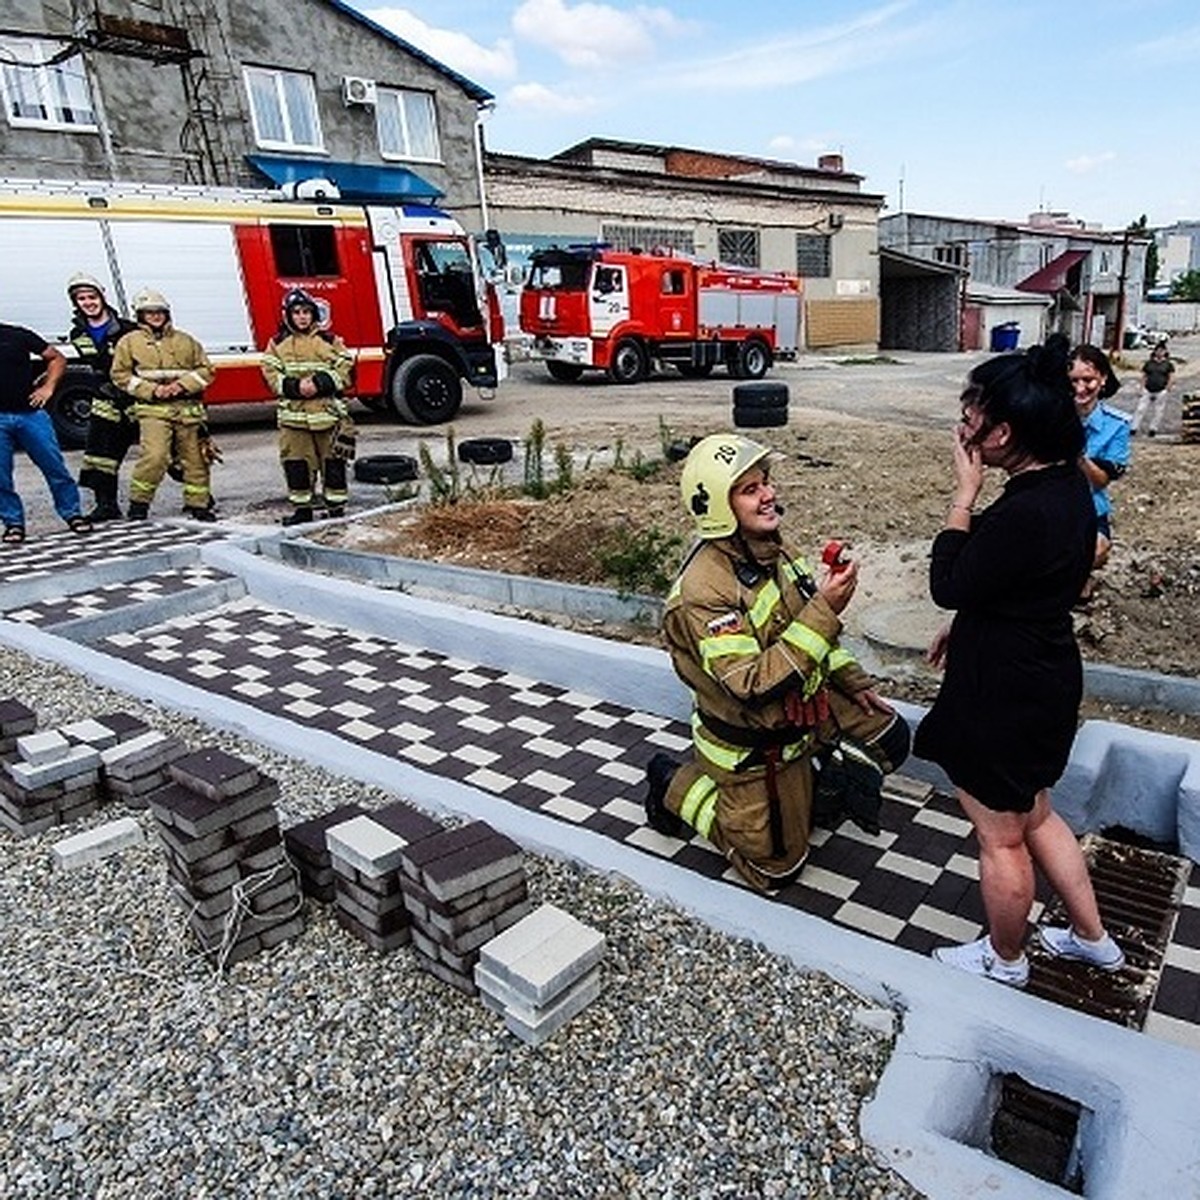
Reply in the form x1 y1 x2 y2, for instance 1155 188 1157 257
282 287 321 330
66 272 106 300
132 288 170 316
680 434 773 539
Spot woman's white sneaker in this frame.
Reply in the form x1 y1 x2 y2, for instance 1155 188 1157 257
1038 926 1125 971
932 936 1029 988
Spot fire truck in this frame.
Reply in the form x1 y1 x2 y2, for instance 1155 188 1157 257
519 244 802 384
0 178 505 447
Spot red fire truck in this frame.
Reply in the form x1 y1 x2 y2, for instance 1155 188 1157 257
519 244 802 384
0 178 505 447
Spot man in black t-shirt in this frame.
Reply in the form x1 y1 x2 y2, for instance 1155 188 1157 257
0 322 91 543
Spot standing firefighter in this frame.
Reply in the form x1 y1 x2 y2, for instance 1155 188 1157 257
111 289 216 521
261 289 355 525
66 273 138 521
646 434 910 892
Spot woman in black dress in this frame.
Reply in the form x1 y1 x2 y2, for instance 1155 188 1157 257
915 336 1125 987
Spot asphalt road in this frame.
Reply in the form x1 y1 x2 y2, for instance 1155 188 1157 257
10 338 1196 535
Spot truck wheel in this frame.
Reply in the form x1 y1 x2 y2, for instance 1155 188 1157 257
354 454 419 484
677 363 713 379
608 338 648 384
732 338 772 381
48 372 98 450
546 361 585 383
458 437 514 465
390 354 463 425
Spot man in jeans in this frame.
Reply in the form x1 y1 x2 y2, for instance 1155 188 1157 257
0 319 92 544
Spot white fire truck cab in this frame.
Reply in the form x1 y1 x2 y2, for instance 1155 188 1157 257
0 178 505 447
519 244 802 384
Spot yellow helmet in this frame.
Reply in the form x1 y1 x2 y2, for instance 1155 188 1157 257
66 272 106 299
680 433 773 539
132 288 170 316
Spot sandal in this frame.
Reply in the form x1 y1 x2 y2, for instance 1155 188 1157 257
2 525 25 545
67 515 94 535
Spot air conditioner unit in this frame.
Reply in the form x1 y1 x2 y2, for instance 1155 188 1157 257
342 76 377 107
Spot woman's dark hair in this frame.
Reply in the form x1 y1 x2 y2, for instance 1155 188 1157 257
963 332 1083 462
1069 342 1121 398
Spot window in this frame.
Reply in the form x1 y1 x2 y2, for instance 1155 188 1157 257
934 244 967 268
661 269 686 295
244 67 322 151
602 224 695 255
796 233 832 277
269 225 340 277
376 87 440 161
718 228 760 267
0 38 96 131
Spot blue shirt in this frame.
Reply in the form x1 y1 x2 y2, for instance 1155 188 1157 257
1082 402 1130 520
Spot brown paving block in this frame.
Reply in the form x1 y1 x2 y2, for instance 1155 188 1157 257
334 905 410 953
400 821 524 903
373 799 443 845
149 779 280 839
0 699 36 737
169 748 263 801
283 804 366 863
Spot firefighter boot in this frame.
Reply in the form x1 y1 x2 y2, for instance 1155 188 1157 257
282 507 314 527
644 752 685 838
127 501 150 521
86 476 122 523
185 506 218 523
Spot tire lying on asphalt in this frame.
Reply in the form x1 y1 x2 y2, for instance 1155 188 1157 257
733 406 788 429
731 381 789 409
353 454 419 484
457 437 514 465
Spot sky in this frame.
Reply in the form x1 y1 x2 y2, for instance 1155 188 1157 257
353 0 1199 231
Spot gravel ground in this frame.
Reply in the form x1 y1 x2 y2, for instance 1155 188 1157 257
0 647 920 1200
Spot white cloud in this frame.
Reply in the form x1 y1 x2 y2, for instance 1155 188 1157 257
767 135 797 152
364 7 518 80
506 81 598 114
512 0 689 69
1065 152 1117 175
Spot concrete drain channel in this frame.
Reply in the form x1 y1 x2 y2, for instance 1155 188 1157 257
1028 832 1191 1028
990 1073 1085 1192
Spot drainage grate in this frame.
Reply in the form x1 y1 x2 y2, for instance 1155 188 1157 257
1028 833 1192 1028
991 1073 1084 1193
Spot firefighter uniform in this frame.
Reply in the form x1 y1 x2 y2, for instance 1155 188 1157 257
260 289 354 524
111 289 215 518
656 435 909 892
66 274 139 520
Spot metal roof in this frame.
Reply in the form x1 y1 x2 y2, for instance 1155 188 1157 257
1015 249 1089 293
246 156 442 203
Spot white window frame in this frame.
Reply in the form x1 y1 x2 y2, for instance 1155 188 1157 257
0 38 97 132
243 66 324 153
375 87 441 162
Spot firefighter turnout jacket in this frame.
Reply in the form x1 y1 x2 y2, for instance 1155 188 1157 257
261 328 353 429
661 531 902 891
111 323 213 420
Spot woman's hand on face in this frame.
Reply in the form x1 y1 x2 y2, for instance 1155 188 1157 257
818 560 858 614
952 426 984 507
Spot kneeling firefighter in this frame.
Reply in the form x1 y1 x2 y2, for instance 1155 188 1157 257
260 288 355 525
646 434 911 892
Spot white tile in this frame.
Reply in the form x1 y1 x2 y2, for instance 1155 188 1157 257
597 760 644 785
626 826 685 856
249 644 287 659
557 690 602 708
454 744 500 767
835 902 904 941
331 701 372 719
401 742 445 766
797 866 858 900
459 714 503 736
399 694 440 714
1165 942 1200 973
188 663 226 680
283 699 325 719
339 659 377 677
450 671 494 689
1143 1011 1200 1053
624 712 669 730
497 671 538 690
465 767 516 793
944 854 980 880
836 823 897 850
541 795 593 823
345 676 388 694
388 721 435 742
279 681 319 699
645 729 691 753
575 709 620 729
914 809 973 839
875 850 941 884
600 797 645 823
146 648 181 662
290 644 326 660
523 769 573 796
338 719 383 741
232 681 274 699
908 905 982 944
512 691 553 708
577 738 625 761
510 716 552 737
524 737 572 759
1184 885 1200 910
231 664 270 681
390 677 430 694
445 696 488 714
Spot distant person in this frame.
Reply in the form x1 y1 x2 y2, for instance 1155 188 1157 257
1131 340 1174 437
1070 343 1129 601
0 317 92 543
260 289 355 525
66 273 138 521
645 433 910 892
111 289 216 521
917 334 1124 987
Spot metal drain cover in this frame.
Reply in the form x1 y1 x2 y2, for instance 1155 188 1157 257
1028 833 1191 1028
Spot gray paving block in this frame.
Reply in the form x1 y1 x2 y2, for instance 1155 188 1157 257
326 815 407 878
60 718 120 750
283 803 366 863
413 947 478 995
479 903 605 1007
101 731 187 780
17 729 70 765
0 806 57 838
500 967 603 1047
168 748 262 801
7 745 101 789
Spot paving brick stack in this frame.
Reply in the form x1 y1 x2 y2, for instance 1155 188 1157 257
0 697 36 757
325 801 441 953
399 820 531 995
283 803 368 902
100 724 186 809
475 903 606 1047
149 748 303 969
0 728 102 837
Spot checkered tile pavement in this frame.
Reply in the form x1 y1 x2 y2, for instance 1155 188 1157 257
86 594 1200 1041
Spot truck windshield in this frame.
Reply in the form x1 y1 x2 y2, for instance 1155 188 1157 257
413 239 481 328
527 258 589 291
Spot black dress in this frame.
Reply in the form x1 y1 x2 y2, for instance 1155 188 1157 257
913 463 1096 811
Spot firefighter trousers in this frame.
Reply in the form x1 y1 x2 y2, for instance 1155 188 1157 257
279 425 348 510
129 414 211 509
79 389 138 492
664 695 904 892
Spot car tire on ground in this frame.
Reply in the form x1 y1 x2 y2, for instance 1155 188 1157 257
732 381 789 410
457 437 514 465
353 454 419 484
732 406 788 429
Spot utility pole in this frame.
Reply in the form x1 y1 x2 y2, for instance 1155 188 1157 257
1114 227 1131 355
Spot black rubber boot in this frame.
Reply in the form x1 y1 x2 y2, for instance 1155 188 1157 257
282 507 314 527
185 506 218 523
86 477 122 522
127 501 150 521
324 505 346 520
644 752 685 837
